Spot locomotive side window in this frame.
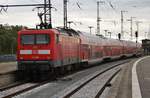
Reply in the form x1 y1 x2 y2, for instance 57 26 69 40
36 34 50 44
56 34 59 44
21 35 34 45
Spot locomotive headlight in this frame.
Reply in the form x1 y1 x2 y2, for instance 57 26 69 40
20 50 32 54
38 50 51 54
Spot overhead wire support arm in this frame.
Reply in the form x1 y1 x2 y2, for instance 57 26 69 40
0 4 48 13
0 4 47 7
0 0 53 29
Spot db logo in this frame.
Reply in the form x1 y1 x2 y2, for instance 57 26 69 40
32 50 38 54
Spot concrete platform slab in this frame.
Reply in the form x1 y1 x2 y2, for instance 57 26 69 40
136 56 150 98
0 62 17 74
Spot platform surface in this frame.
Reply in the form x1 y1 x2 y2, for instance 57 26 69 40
0 62 17 74
107 56 150 98
136 56 150 98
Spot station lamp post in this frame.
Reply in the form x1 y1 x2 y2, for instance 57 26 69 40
88 26 94 34
127 17 136 40
104 30 108 37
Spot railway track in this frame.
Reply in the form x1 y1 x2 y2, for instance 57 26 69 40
63 68 121 98
70 69 120 98
0 59 132 98
0 71 19 89
0 82 25 91
0 80 50 98
52 60 130 98
0 71 51 98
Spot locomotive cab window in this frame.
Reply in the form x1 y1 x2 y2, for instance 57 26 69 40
21 35 34 45
21 34 50 45
36 34 50 44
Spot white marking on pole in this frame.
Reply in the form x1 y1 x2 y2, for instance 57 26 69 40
132 56 150 98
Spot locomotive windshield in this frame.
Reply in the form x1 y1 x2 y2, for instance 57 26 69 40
21 34 50 45
36 34 49 44
21 35 34 45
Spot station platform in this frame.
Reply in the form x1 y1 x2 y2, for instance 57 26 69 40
107 56 150 98
0 62 17 74
136 56 150 98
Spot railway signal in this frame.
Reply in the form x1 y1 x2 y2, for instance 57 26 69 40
118 33 121 40
135 31 138 43
136 21 142 36
135 31 138 38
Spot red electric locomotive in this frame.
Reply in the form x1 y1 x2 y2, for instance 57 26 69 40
17 28 141 75
17 28 81 74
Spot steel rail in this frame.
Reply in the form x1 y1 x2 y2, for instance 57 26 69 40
0 82 26 91
1 80 49 98
95 69 121 98
62 60 130 98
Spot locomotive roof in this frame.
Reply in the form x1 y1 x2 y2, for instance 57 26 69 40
56 27 80 36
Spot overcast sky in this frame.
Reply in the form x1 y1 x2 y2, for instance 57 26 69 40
0 0 150 40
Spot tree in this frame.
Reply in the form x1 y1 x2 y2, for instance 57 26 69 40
0 24 23 54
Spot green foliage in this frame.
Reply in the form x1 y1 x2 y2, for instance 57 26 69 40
0 24 23 54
